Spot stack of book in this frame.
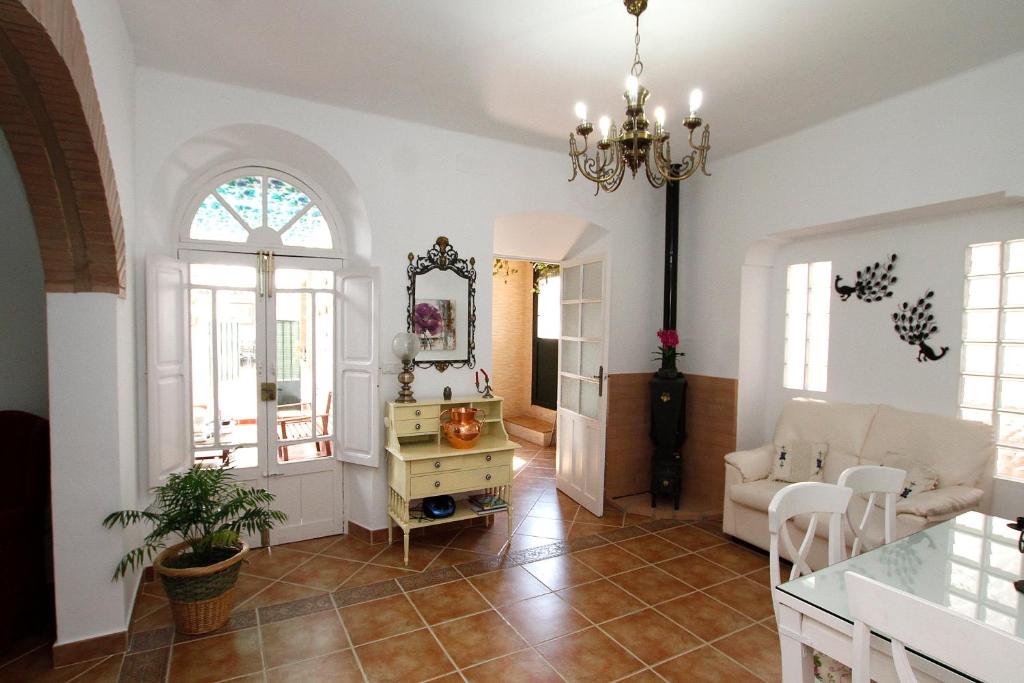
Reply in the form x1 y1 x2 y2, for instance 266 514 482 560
468 493 508 515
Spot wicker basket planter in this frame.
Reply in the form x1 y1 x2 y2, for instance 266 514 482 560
153 541 249 635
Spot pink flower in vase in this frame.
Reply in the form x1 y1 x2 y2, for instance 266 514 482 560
653 329 684 370
657 329 679 348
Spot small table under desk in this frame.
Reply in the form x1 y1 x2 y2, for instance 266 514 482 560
384 396 519 566
774 511 1023 682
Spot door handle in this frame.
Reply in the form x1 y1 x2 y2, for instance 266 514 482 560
592 365 604 397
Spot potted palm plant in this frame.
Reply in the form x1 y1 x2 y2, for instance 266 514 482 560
103 465 286 634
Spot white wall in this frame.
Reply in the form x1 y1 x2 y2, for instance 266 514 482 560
43 0 140 647
679 51 1024 381
131 67 664 530
47 294 137 644
764 205 1024 431
0 132 48 417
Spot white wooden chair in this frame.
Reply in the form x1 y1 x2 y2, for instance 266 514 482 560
836 465 906 556
845 571 1024 683
767 482 854 589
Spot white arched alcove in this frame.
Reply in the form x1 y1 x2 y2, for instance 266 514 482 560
146 123 372 263
735 191 1024 451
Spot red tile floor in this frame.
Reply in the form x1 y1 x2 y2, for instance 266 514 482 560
0 444 781 682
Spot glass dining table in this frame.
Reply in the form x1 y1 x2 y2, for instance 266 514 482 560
773 511 1024 682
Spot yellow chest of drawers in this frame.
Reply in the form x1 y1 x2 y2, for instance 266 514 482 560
384 396 518 565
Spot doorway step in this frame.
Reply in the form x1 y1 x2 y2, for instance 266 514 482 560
504 415 555 447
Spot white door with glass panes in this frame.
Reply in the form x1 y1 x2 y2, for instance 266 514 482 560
147 169 379 546
183 251 343 544
556 257 609 517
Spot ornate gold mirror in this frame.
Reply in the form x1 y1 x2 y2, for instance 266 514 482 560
407 236 476 372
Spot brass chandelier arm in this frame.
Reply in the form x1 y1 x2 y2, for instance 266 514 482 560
651 125 712 182
569 132 626 194
644 148 667 188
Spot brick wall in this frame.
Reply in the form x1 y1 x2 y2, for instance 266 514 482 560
0 0 125 295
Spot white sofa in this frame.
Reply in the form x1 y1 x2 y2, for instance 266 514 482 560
723 399 996 570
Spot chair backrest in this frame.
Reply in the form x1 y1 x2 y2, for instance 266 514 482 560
845 571 1024 683
836 465 905 556
767 482 853 588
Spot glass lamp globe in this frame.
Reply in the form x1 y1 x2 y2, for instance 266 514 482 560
392 332 420 363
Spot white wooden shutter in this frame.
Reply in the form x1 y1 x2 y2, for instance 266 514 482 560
146 254 191 486
336 268 381 467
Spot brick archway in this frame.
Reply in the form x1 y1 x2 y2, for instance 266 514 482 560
0 0 125 295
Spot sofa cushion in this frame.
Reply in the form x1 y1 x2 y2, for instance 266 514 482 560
773 399 878 457
822 447 859 484
791 496 928 549
859 405 995 489
860 452 939 508
730 479 789 511
770 440 828 483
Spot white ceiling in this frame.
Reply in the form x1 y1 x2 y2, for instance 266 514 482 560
117 0 1024 157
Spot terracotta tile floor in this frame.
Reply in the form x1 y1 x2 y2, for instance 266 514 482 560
0 445 782 682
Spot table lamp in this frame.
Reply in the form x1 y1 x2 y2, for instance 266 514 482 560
392 332 420 403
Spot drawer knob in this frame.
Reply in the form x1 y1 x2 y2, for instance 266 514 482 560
415 423 421 430
485 454 492 462
434 480 441 488
485 473 492 481
415 409 422 416
433 461 441 469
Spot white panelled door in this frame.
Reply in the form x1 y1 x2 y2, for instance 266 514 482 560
556 257 609 517
154 251 381 546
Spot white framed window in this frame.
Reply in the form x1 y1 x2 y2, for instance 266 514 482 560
961 240 1024 480
784 261 832 391
181 167 339 253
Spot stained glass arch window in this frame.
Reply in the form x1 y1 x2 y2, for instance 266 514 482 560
184 168 337 252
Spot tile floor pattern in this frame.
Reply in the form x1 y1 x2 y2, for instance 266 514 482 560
0 445 782 682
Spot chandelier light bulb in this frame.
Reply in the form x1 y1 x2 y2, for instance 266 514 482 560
574 101 588 123
625 74 639 101
689 88 704 115
598 115 611 139
654 106 666 128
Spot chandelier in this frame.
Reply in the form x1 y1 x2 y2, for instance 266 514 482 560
569 0 711 194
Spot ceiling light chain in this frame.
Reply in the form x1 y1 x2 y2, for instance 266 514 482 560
631 15 643 77
569 0 711 194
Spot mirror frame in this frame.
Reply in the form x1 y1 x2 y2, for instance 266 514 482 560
406 235 476 372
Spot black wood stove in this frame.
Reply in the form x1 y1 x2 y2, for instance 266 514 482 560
650 175 687 509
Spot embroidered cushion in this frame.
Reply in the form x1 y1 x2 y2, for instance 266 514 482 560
862 451 939 508
769 440 828 483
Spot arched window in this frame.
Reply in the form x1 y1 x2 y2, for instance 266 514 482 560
184 168 337 252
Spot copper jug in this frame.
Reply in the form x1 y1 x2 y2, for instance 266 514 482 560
440 407 485 449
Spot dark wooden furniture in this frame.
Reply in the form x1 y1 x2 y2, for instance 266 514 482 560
0 411 53 655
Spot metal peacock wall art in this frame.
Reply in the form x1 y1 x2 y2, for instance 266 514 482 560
834 253 898 302
892 290 949 362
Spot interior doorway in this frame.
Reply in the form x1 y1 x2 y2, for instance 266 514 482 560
492 259 559 448
0 130 54 660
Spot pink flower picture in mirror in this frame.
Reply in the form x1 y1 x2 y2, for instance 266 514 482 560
414 299 456 351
